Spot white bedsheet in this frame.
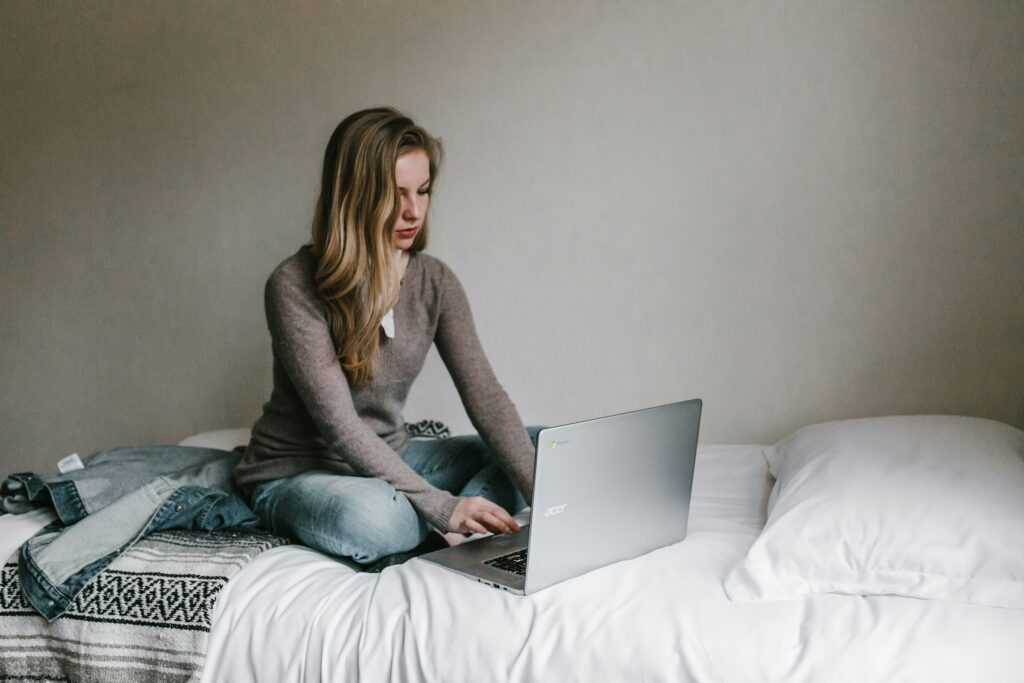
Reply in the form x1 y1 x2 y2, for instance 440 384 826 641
198 445 1024 682
4 447 1023 682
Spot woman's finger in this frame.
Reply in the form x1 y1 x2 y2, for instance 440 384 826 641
487 505 519 532
476 510 507 533
473 501 518 532
480 510 517 534
466 518 489 535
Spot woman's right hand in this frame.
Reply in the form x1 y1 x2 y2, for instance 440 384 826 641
448 496 520 536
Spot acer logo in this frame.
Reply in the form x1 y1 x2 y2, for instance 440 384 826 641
544 504 568 517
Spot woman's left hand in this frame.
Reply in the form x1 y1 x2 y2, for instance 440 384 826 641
447 496 520 536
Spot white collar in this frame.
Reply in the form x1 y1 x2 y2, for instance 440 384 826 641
381 249 402 339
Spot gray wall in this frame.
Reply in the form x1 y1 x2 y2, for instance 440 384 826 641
2 1 1022 476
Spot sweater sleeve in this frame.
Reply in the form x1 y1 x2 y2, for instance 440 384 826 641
433 264 536 505
265 269 459 532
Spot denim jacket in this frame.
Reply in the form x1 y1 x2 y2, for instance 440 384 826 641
1 446 258 621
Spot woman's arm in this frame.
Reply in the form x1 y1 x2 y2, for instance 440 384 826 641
265 268 459 532
433 263 536 505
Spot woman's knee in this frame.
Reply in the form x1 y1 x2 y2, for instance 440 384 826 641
333 479 429 562
252 472 428 564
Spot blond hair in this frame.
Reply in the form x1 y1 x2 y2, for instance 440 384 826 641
310 107 443 388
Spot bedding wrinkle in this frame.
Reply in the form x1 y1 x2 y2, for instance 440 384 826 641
504 613 539 683
381 570 428 683
293 567 341 682
353 565 386 682
775 596 815 683
287 566 338 681
860 595 910 680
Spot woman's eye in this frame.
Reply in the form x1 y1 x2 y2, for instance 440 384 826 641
417 189 431 196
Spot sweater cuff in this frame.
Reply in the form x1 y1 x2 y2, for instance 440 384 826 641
427 491 459 533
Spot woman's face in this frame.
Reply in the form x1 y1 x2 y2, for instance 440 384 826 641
393 149 431 250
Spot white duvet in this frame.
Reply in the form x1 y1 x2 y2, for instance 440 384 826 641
198 445 1024 682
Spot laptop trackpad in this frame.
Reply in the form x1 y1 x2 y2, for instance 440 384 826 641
419 528 528 589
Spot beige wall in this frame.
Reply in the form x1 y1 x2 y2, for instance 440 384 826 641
2 1 1022 476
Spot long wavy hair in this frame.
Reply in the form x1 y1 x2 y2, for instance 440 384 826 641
310 107 443 388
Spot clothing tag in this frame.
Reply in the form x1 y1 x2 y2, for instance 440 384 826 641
380 308 395 338
57 453 84 474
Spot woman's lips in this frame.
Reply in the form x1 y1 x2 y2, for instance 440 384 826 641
397 227 418 237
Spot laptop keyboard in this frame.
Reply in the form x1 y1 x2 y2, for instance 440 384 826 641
484 548 528 576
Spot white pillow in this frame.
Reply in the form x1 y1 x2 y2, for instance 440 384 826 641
724 415 1024 609
177 428 251 451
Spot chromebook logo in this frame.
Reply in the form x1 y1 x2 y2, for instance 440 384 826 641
550 439 569 448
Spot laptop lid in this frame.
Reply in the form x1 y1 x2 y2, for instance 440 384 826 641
523 398 702 594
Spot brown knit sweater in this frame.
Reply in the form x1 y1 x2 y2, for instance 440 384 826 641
233 245 535 532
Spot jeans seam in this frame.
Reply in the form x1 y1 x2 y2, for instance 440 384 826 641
416 459 473 478
406 439 485 478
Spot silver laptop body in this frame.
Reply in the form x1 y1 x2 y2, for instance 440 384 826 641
419 398 702 595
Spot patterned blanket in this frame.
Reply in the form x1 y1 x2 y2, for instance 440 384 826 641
0 528 288 682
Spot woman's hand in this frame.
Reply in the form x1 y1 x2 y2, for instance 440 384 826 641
447 496 520 536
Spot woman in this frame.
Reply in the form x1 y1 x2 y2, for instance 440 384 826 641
233 107 540 569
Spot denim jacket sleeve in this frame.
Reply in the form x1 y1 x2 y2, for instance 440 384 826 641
3 446 258 621
2 446 242 522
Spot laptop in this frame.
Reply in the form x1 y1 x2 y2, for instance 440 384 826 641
419 398 702 595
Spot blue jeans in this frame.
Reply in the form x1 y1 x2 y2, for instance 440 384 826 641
250 426 545 564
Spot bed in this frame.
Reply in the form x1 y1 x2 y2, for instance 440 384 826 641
3 417 1024 682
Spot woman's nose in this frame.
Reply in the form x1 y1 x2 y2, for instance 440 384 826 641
403 196 422 220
